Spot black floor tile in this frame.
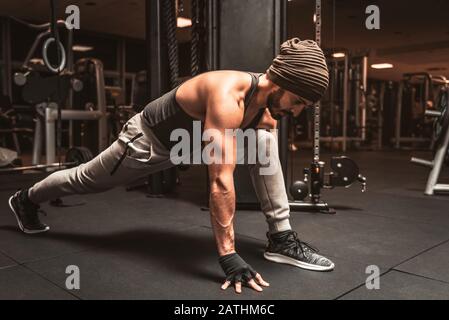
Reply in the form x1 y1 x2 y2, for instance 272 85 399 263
25 226 381 300
395 241 449 284
0 151 448 299
340 270 449 300
0 188 208 264
0 251 16 269
233 209 449 269
0 265 77 300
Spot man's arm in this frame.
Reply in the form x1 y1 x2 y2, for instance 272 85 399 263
204 96 269 293
204 97 240 256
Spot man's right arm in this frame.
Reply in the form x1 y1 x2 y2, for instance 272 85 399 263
204 96 240 257
204 95 269 293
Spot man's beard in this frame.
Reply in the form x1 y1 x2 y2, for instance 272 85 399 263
267 89 288 120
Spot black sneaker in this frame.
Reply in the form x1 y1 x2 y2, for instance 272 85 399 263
264 230 334 271
8 190 49 234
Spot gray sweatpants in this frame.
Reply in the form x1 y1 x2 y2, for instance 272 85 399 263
28 113 291 233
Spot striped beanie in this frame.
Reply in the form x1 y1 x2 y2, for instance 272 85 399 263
267 38 329 103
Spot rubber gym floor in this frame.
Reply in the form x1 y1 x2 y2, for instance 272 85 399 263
0 150 448 300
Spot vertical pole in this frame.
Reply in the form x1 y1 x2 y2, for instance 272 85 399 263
313 0 322 161
378 82 385 150
1 17 12 99
67 28 74 148
117 39 127 104
395 81 404 149
145 0 172 195
342 55 349 152
329 61 335 139
205 0 218 205
354 63 360 131
146 0 167 100
207 0 218 71
45 104 56 165
277 0 289 186
361 56 368 141
32 116 43 165
91 59 108 152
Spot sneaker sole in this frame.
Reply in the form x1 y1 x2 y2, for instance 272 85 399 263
8 195 50 234
264 252 335 272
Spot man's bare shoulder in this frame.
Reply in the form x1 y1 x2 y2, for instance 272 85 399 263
196 70 252 101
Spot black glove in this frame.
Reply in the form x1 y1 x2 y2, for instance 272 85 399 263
218 253 257 284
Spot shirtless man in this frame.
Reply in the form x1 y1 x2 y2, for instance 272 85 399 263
9 38 334 294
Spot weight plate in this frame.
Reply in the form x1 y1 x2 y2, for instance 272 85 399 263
66 147 94 166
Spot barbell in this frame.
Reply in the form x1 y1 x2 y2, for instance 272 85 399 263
0 146 93 174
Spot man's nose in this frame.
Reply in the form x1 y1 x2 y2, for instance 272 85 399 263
291 108 301 117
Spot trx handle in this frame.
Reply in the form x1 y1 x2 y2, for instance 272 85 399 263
42 38 67 73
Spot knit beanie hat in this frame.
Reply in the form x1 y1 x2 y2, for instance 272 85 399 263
267 38 329 103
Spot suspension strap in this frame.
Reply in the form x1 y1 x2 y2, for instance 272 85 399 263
313 0 322 161
163 0 180 89
49 0 63 166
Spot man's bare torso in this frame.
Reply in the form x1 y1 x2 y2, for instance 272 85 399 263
175 70 274 130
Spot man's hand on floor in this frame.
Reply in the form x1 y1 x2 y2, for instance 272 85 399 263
221 272 270 294
218 253 270 294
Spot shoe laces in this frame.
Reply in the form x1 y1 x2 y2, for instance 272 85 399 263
284 231 319 257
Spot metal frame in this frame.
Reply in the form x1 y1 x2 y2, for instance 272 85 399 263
411 87 449 195
321 54 368 152
377 82 386 150
393 73 445 149
411 125 449 195
277 0 289 184
1 17 12 99
32 58 108 166
1 17 20 154
116 39 127 104
3 16 141 166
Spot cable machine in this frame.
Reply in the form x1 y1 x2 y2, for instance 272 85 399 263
286 0 367 214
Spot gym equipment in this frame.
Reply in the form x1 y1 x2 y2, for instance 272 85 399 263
411 81 449 195
320 53 369 152
17 71 82 105
393 73 447 149
17 59 107 167
289 180 308 201
70 58 114 152
0 146 93 174
12 18 72 85
287 0 367 214
0 95 34 155
290 156 367 205
206 0 286 208
364 81 386 150
0 147 18 167
10 9 107 169
135 0 190 196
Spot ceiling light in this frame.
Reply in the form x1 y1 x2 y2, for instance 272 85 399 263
73 45 94 52
332 52 346 58
371 63 393 69
427 67 446 71
177 17 192 28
